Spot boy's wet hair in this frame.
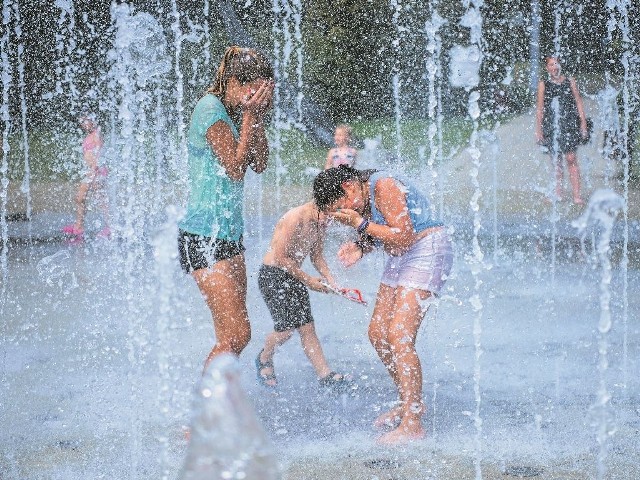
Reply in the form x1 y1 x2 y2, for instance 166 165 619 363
313 165 376 211
207 46 273 98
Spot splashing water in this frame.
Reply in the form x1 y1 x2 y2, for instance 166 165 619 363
572 189 624 480
179 354 281 480
36 250 79 294
0 0 12 306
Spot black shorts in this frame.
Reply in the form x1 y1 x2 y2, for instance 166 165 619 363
178 229 245 274
258 265 314 332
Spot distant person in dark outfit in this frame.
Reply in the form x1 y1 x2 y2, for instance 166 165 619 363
535 56 588 205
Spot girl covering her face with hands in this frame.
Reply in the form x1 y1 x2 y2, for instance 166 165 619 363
178 46 274 371
313 165 453 445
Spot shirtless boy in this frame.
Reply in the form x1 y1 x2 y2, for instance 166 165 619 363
255 201 352 391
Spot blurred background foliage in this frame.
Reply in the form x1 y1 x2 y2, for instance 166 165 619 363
5 0 637 127
3 0 638 179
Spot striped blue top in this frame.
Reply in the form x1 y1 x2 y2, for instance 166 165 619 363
368 171 443 232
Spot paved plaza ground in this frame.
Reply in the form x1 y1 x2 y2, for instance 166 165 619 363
1 103 639 479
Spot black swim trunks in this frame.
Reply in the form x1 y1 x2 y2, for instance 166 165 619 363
258 264 314 332
178 229 245 274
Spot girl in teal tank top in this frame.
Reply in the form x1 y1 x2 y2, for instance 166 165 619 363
178 46 274 372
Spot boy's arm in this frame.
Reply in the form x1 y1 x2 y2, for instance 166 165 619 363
271 218 330 292
278 255 330 293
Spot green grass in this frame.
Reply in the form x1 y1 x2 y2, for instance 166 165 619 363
4 128 79 181
2 114 530 187
261 115 479 186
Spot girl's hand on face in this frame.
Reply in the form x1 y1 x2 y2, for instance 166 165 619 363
242 80 274 118
328 208 362 229
337 242 363 267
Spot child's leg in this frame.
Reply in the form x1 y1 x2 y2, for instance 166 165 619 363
565 151 583 204
257 329 293 387
369 284 403 428
74 181 90 231
377 287 430 445
192 255 250 372
297 322 332 379
553 154 564 199
260 329 294 366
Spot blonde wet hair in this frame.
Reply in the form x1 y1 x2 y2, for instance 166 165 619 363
207 46 273 98
335 123 353 141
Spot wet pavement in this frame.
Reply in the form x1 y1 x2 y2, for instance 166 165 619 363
1 104 639 479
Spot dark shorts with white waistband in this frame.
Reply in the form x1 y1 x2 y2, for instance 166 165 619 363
258 265 314 332
178 229 245 274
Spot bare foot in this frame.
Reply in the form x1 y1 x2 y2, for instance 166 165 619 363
573 197 585 206
373 406 403 430
376 421 425 445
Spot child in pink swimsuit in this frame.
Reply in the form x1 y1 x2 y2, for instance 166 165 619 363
324 124 358 169
62 115 110 239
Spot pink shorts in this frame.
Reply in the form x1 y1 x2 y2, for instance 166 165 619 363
380 229 453 295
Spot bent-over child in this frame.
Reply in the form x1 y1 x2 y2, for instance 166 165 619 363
255 201 352 391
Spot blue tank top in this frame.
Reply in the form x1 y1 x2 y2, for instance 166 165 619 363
368 171 443 232
178 94 244 240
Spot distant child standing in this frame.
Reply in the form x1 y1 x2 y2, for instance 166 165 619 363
255 201 353 391
535 56 588 205
324 124 358 170
62 114 110 239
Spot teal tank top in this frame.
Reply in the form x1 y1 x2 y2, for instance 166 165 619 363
368 171 443 233
178 94 244 240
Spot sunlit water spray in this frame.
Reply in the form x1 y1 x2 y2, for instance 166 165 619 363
108 6 173 477
36 250 79 295
1 1 639 479
271 0 286 205
610 0 634 396
390 0 404 167
179 354 280 480
14 0 31 234
170 0 187 164
291 0 304 126
425 10 446 218
152 205 181 479
572 189 624 480
0 0 12 305
53 0 78 117
458 0 485 476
